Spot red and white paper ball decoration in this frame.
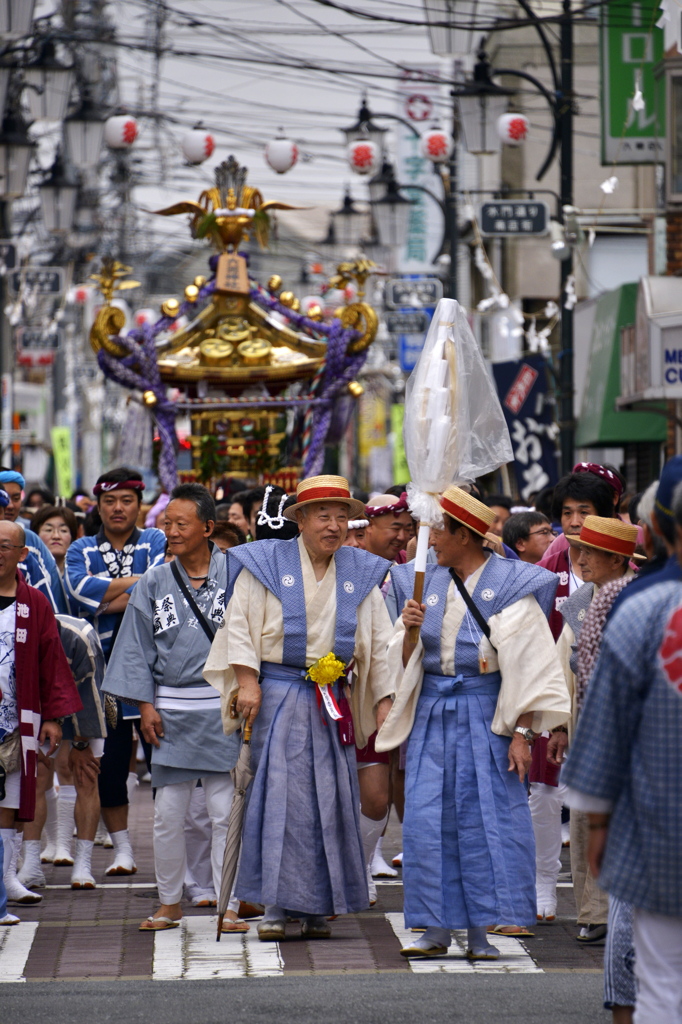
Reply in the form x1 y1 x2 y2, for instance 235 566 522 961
133 308 157 328
181 128 215 165
104 115 138 149
420 126 454 164
497 113 529 146
265 133 298 174
346 138 380 176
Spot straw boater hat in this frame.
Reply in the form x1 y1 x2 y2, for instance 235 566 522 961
283 474 366 521
567 515 645 561
439 486 496 539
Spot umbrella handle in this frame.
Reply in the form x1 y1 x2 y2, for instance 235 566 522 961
230 693 254 742
244 719 253 743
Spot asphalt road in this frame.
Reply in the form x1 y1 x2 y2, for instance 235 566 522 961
2 974 605 1024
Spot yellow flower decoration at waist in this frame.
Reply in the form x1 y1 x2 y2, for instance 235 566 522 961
307 652 346 687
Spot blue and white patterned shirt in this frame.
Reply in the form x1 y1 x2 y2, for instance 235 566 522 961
562 579 682 916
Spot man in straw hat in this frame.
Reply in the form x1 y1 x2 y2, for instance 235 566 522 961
376 486 570 960
548 516 641 944
204 475 395 941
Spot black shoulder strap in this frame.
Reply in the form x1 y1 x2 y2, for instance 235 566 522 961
171 559 216 644
449 568 497 651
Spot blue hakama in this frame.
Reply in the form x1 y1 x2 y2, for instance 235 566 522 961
403 673 537 930
235 663 368 916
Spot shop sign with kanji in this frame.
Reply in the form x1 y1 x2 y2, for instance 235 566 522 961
479 201 549 237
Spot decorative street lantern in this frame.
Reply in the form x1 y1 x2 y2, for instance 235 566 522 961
181 126 214 164
0 0 36 38
0 106 36 198
422 0 500 59
347 135 380 176
64 96 105 170
454 52 513 155
368 159 395 204
331 188 365 247
38 148 77 232
371 174 412 249
497 111 529 146
23 41 74 122
340 98 388 153
420 124 454 163
265 130 298 174
104 113 138 149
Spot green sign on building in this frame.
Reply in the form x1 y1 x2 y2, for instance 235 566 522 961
601 0 665 165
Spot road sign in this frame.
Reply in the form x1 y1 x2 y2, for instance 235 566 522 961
8 267 64 295
601 1 665 164
399 327 431 373
479 201 549 237
0 241 16 269
385 309 430 335
386 277 442 309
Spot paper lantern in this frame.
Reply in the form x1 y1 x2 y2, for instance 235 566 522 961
497 112 529 146
420 126 454 163
265 134 298 174
181 128 215 164
134 308 157 327
346 138 380 176
104 115 138 149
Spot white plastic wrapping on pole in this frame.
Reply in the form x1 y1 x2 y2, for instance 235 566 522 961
402 299 513 640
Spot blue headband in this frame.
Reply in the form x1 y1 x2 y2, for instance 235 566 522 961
0 490 9 507
0 470 25 489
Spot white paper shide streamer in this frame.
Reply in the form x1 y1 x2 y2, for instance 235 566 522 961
402 299 513 616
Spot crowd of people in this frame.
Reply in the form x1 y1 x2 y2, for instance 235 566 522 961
0 458 679 1022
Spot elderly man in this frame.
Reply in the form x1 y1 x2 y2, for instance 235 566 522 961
65 467 165 875
378 487 570 960
204 475 395 942
103 483 241 932
0 519 81 917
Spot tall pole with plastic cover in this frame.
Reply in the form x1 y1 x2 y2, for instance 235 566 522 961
403 299 513 641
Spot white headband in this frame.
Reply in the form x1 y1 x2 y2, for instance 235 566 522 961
348 519 369 529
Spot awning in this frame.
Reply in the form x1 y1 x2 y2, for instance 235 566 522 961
575 283 666 447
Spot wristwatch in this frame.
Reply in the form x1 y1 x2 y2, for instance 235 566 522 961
514 726 535 743
71 740 90 751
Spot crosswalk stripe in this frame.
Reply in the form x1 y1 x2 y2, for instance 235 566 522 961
385 914 543 974
153 916 283 979
0 922 39 983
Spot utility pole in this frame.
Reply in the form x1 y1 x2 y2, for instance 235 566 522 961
559 0 574 476
447 88 458 300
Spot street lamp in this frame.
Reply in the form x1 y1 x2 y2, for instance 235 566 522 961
0 0 36 39
64 96 105 171
38 148 77 233
371 169 412 249
454 52 513 155
422 0 499 59
340 98 388 154
331 188 365 247
23 41 74 122
0 105 35 198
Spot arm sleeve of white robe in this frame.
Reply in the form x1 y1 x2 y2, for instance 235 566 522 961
351 588 396 748
489 594 571 737
203 569 267 736
556 620 577 742
375 614 425 752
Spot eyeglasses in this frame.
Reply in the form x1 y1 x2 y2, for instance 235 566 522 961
39 524 71 536
528 528 556 539
0 543 24 553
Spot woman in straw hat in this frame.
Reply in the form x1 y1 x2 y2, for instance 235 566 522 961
203 475 395 941
376 486 571 960
547 516 641 946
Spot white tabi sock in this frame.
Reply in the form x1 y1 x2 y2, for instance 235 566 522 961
467 926 499 957
18 840 42 883
41 785 58 860
262 905 286 925
1 828 14 877
2 830 42 903
411 926 451 950
55 785 76 862
71 839 95 888
126 771 139 805
360 812 388 867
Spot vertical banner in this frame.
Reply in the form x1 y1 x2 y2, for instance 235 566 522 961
492 356 559 502
396 70 445 272
601 0 664 164
51 425 73 497
390 403 410 484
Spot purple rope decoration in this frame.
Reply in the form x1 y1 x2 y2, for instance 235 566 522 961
96 270 369 487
